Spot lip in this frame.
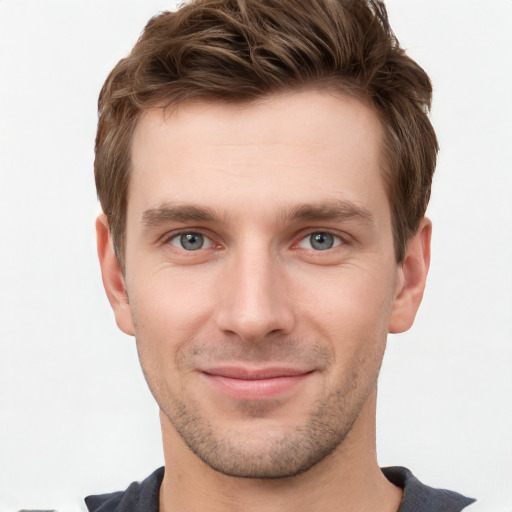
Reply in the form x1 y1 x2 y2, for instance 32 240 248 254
200 366 313 400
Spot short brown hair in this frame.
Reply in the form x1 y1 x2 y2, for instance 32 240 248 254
95 0 438 268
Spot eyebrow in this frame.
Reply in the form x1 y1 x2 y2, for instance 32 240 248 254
282 201 375 224
141 200 375 228
142 203 219 227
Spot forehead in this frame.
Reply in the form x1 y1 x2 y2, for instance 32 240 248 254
129 90 388 224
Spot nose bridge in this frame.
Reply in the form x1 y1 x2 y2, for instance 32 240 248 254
215 238 294 342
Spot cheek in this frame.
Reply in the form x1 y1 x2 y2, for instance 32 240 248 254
294 263 396 337
127 267 219 359
129 283 204 406
290 264 395 390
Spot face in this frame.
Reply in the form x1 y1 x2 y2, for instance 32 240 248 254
98 90 429 478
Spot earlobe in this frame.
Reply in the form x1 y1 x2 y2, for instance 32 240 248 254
388 218 432 334
96 214 135 336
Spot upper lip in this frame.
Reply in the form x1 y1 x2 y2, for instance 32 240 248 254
201 366 312 380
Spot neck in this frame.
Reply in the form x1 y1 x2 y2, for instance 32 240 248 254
159 390 402 512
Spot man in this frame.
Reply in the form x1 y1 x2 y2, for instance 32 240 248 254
86 0 476 510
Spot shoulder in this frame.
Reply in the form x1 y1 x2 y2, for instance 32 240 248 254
84 467 164 512
382 466 476 512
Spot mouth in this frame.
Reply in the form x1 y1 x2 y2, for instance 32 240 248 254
199 366 314 400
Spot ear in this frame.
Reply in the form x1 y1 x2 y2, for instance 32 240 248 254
388 218 431 334
96 214 134 336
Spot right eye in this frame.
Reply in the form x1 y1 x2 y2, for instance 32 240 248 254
169 232 214 251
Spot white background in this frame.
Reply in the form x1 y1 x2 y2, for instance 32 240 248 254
0 1 511 511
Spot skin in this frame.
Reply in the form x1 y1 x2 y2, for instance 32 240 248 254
97 90 431 512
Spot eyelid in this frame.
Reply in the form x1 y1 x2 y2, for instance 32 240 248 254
163 229 217 250
159 228 349 252
295 230 345 250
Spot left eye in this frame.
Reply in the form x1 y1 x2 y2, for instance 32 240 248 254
169 232 213 251
298 232 342 251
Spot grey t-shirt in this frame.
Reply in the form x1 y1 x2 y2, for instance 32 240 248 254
382 466 475 512
85 466 475 512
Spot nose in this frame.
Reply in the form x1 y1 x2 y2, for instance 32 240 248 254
214 246 295 343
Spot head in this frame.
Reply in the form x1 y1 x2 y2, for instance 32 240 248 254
96 0 436 480
95 0 438 270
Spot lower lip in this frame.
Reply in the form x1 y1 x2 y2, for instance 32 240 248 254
202 373 311 400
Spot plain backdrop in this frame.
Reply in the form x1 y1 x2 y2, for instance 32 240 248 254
0 1 511 511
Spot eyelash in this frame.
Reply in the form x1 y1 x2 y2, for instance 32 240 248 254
163 229 345 253
165 231 216 251
296 231 344 251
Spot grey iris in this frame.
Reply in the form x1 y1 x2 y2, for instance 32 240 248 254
180 233 204 251
310 232 334 250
